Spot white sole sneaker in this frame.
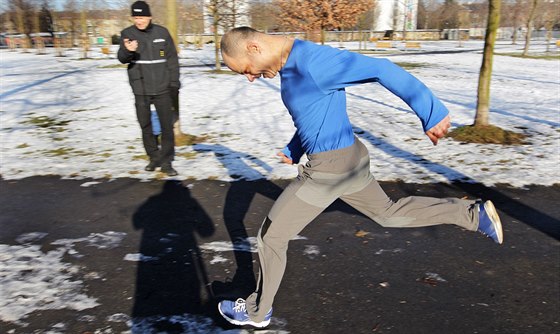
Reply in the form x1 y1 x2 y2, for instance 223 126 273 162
218 301 271 328
484 200 504 244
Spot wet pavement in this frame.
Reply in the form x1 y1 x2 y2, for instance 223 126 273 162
1 176 559 333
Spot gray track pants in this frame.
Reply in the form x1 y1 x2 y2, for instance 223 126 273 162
246 138 479 321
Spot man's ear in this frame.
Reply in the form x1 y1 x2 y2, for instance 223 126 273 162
246 41 260 55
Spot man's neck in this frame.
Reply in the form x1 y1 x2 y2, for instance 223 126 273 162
278 36 294 70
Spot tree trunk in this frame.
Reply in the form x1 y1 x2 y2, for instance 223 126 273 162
545 22 552 53
214 28 221 70
474 0 501 127
213 9 221 71
15 4 29 52
80 10 88 58
402 5 407 42
166 0 179 52
522 0 539 57
166 0 184 137
33 10 45 55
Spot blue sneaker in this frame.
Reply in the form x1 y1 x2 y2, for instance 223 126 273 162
218 298 272 328
478 200 504 244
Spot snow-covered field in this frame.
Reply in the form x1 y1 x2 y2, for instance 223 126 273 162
1 40 559 187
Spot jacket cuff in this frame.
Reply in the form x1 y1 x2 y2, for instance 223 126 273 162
282 146 303 164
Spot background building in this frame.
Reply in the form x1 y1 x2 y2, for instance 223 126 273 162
374 0 418 32
202 0 251 34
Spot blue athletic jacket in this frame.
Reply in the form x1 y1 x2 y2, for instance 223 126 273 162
279 39 449 163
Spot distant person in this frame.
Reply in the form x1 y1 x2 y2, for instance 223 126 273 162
118 0 180 176
216 27 504 328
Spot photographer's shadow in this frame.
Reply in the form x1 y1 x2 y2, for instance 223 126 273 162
131 180 214 324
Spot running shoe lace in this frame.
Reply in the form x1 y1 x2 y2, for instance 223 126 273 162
233 298 247 313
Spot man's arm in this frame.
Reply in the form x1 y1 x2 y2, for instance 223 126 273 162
117 31 136 64
311 48 450 141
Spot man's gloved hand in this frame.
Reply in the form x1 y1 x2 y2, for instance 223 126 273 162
169 86 179 98
169 86 180 113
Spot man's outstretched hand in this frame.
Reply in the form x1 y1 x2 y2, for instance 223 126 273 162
425 115 451 146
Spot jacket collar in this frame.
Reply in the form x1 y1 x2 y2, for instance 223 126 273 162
135 22 153 32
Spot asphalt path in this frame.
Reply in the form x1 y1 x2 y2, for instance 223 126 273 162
1 177 559 333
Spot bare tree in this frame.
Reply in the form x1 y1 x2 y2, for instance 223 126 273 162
8 0 34 50
180 1 204 47
450 0 525 144
533 0 560 52
275 0 373 44
165 0 188 139
32 2 45 54
249 0 278 32
501 0 526 44
475 0 501 126
205 0 247 70
61 0 79 48
222 0 247 29
522 0 539 56
463 1 488 29
437 0 462 30
417 0 440 29
206 0 223 70
166 0 179 48
79 0 90 58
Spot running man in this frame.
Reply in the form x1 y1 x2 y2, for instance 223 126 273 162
217 27 503 328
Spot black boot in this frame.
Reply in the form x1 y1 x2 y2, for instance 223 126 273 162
145 160 160 171
161 162 178 176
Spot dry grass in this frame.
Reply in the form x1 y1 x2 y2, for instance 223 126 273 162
448 124 529 145
175 133 209 146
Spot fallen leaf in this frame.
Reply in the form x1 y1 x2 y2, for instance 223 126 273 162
355 230 370 238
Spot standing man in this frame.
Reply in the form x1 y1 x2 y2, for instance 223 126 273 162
217 27 504 328
118 0 180 176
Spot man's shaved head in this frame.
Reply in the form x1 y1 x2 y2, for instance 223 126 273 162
220 26 261 57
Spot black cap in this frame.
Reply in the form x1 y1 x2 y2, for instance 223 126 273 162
131 1 151 17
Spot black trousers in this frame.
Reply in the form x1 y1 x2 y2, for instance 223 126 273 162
134 93 175 164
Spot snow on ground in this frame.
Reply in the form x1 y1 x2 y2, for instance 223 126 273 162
1 40 559 187
0 230 291 332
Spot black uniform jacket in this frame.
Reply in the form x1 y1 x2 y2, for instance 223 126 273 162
118 23 180 96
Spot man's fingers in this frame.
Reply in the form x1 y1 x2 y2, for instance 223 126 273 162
427 132 439 145
425 115 451 146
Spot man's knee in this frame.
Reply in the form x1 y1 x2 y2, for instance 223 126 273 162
258 217 289 250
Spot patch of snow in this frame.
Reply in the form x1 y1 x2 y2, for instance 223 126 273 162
1 41 557 187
